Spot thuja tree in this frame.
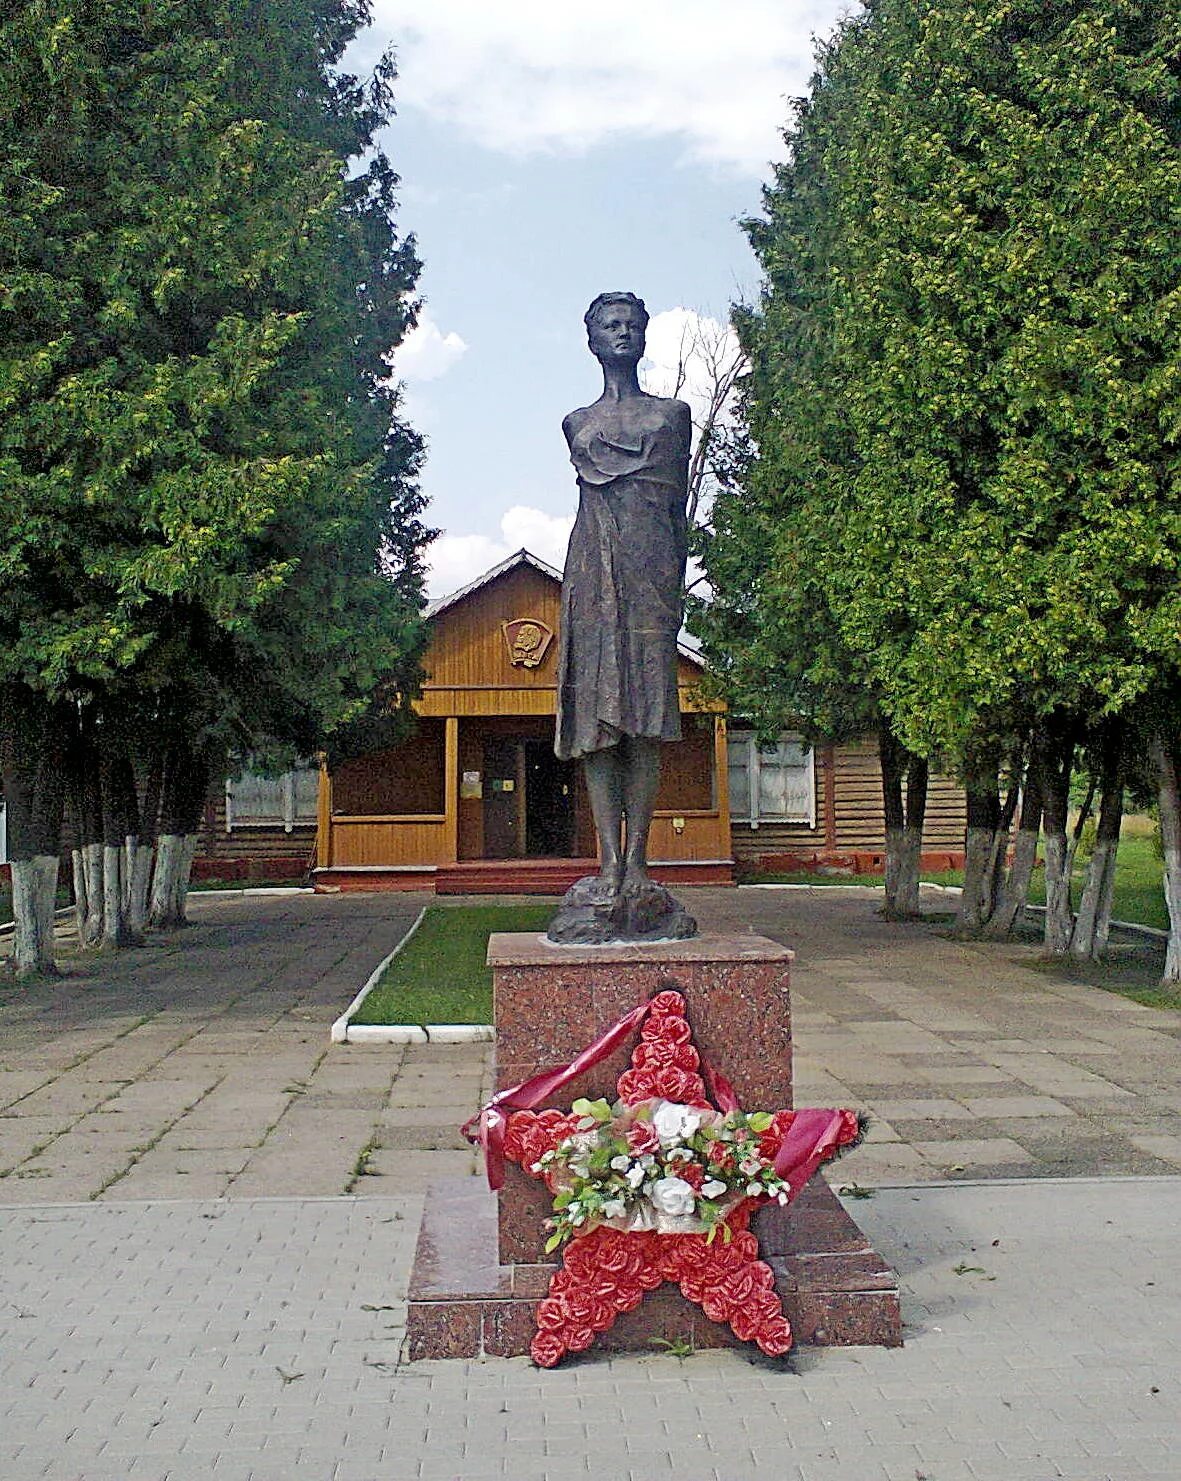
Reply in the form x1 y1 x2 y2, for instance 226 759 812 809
1 0 430 973
721 0 1179 962
694 28 933 921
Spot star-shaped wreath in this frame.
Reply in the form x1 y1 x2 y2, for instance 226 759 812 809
466 989 862 1367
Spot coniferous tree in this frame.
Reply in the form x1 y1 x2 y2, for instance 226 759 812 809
1 0 431 972
702 0 1180 970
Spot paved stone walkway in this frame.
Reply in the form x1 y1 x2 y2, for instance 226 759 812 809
0 893 484 1205
4 888 1180 1202
3 886 1181 1480
2 1180 1178 1480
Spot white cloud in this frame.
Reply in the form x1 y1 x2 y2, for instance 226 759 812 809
368 0 855 174
640 307 745 428
427 504 575 597
394 311 468 382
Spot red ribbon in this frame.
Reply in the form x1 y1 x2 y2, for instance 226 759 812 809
772 1106 859 1195
462 1000 655 1189
463 998 857 1194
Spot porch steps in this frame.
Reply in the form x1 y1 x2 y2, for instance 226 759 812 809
313 857 735 896
434 859 595 895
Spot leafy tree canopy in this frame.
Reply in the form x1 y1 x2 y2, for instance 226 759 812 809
700 0 1180 764
1 0 432 754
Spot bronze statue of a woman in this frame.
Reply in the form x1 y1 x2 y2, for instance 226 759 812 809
547 292 697 944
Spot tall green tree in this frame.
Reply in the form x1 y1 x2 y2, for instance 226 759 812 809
1 0 431 972
706 0 1180 969
694 29 933 920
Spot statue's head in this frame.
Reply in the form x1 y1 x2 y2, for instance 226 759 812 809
584 291 648 364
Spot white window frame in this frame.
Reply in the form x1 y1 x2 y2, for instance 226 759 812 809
225 765 318 834
727 731 816 830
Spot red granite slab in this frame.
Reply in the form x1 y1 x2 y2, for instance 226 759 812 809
405 932 901 1361
406 1173 902 1359
489 933 794 1265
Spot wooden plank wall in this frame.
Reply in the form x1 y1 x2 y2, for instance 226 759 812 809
332 720 445 816
832 738 965 848
197 792 315 868
729 737 966 863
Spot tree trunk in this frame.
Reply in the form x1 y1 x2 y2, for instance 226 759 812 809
899 756 928 917
99 748 137 947
1 686 67 978
1038 725 1075 956
879 730 926 920
71 848 87 943
1071 726 1124 962
987 756 1043 939
70 712 105 947
128 747 164 936
1151 735 1181 985
984 774 1021 922
9 857 60 976
148 745 209 929
149 832 187 929
957 763 1001 935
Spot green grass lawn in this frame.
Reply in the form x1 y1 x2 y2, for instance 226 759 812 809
1023 834 1167 931
350 903 554 1026
742 831 1167 931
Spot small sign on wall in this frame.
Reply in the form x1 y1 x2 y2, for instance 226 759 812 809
502 618 554 669
461 770 483 800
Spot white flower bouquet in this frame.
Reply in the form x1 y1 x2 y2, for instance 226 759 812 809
534 1096 796 1250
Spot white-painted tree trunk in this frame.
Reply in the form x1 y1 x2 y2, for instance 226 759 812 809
71 848 88 943
10 855 60 977
126 842 154 937
958 826 995 932
148 833 184 928
883 826 904 915
987 826 1040 938
1071 836 1118 961
123 834 137 912
898 825 923 917
148 834 195 928
1094 843 1118 960
101 843 129 947
1163 846 1181 985
81 841 104 946
1153 738 1181 985
1042 832 1073 955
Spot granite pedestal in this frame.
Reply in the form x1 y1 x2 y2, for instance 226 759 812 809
407 933 901 1360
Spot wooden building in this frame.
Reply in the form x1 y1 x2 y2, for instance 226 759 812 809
181 549 967 887
312 551 734 893
725 736 966 876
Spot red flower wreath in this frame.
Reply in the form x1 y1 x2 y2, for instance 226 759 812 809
488 990 862 1367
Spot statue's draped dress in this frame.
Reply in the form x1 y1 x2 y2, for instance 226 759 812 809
555 402 689 761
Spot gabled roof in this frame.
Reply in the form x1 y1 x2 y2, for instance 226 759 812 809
426 548 563 619
425 547 704 669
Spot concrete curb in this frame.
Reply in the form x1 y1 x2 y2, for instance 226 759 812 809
190 886 313 899
0 904 75 942
329 909 496 1045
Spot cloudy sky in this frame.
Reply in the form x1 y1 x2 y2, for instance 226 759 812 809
348 1 855 596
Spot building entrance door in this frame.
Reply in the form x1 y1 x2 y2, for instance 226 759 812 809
481 736 577 859
482 737 524 859
524 739 575 856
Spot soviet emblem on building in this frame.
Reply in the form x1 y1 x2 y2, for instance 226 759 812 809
502 618 554 669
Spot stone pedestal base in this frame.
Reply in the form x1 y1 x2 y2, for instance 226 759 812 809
407 1174 901 1360
405 932 901 1360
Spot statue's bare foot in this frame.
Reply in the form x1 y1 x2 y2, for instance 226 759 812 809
586 861 623 901
621 865 652 895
